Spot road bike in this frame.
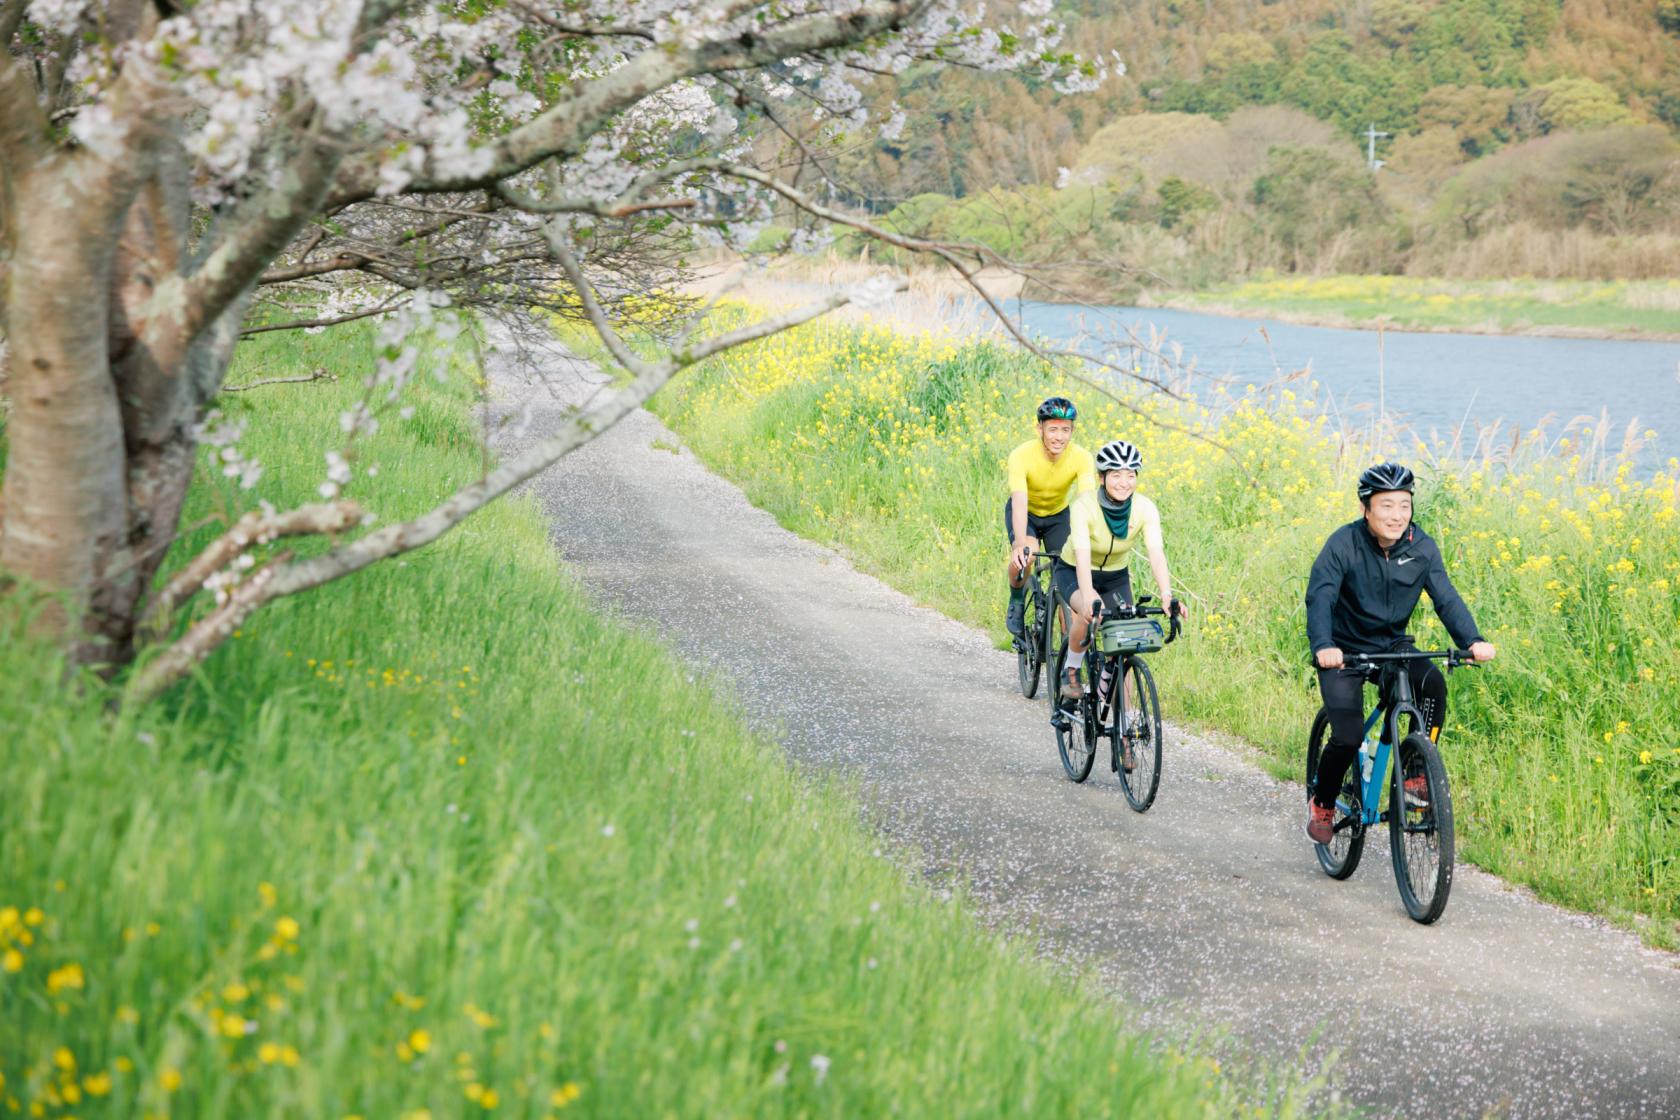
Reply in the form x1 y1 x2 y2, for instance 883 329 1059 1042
1014 551 1055 699
1305 649 1476 924
1050 591 1179 812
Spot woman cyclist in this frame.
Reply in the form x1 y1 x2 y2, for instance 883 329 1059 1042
1053 439 1186 726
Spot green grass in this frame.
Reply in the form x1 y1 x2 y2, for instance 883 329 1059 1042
1160 275 1680 337
0 324 1329 1117
615 305 1680 950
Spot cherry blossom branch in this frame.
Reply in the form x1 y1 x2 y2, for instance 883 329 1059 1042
140 499 363 634
239 301 406 337
221 368 338 392
156 125 348 350
128 283 889 703
129 553 291 700
492 181 697 218
259 253 373 285
329 0 930 204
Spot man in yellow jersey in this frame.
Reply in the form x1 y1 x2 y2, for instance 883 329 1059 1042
1053 439 1187 729
1005 397 1097 644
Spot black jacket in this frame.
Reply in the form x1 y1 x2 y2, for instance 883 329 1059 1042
1305 519 1483 654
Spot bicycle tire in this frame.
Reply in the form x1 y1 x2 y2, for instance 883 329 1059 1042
1017 573 1046 699
1305 708 1365 880
1115 656 1162 812
1389 731 1454 924
1045 589 1068 725
1056 660 1097 783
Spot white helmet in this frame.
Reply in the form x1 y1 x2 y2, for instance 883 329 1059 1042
1095 439 1142 473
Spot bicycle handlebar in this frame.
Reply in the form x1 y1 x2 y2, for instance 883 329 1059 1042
1091 595 1180 644
1328 649 1477 669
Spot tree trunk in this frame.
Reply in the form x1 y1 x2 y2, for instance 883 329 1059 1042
2 165 128 663
0 157 208 668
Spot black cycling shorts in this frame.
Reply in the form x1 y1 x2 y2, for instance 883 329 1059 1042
1051 560 1133 611
1004 495 1072 556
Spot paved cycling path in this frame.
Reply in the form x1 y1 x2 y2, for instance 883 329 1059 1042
492 338 1680 1120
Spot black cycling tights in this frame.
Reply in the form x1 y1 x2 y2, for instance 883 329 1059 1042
1314 660 1446 809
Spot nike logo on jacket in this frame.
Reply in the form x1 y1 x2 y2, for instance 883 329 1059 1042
1305 519 1482 654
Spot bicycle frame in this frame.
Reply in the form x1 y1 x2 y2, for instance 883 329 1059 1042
1347 685 1426 826
1340 655 1456 827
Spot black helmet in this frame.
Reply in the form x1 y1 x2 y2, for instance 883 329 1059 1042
1036 396 1077 423
1095 439 1142 473
1357 461 1415 502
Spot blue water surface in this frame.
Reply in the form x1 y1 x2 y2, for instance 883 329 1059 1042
998 298 1680 470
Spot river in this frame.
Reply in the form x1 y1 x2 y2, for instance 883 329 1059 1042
1002 298 1680 470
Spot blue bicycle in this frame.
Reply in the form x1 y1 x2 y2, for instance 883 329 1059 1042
1305 649 1476 924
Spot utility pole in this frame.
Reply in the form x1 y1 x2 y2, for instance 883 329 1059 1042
1365 123 1390 172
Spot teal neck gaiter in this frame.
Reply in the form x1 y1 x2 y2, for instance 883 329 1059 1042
1099 494 1132 541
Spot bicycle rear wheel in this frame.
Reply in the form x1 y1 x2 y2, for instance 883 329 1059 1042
1016 574 1046 699
1389 732 1454 924
1115 657 1162 812
1305 708 1365 880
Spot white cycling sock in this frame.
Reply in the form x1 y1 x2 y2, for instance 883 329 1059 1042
1066 650 1085 671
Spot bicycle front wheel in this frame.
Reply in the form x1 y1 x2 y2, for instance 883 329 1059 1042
1115 657 1162 812
1305 708 1365 880
1044 592 1068 724
1055 667 1097 783
1388 732 1454 924
1017 577 1045 699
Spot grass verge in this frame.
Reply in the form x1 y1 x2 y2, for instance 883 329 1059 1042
613 305 1680 949
0 324 1325 1117
1155 275 1680 338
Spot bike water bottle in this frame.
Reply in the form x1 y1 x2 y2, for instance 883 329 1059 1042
1360 738 1376 786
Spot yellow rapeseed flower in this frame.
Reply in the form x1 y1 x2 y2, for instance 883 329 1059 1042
275 916 300 941
46 962 85 994
160 1068 182 1092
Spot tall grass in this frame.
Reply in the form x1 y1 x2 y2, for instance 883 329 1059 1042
630 305 1680 948
0 325 1325 1117
1409 224 1680 283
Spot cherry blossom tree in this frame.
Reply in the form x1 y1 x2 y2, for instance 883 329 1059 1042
0 0 1107 697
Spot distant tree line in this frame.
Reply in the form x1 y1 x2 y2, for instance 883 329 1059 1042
794 0 1680 284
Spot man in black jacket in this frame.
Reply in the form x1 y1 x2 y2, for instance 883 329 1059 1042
1304 462 1496 843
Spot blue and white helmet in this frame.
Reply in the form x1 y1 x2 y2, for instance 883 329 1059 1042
1095 439 1142 473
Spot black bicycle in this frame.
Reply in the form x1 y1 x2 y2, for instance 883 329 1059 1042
1051 592 1179 812
1305 649 1476 924
1014 550 1056 698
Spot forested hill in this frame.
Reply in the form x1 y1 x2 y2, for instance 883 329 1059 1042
827 0 1680 283
861 0 1680 199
